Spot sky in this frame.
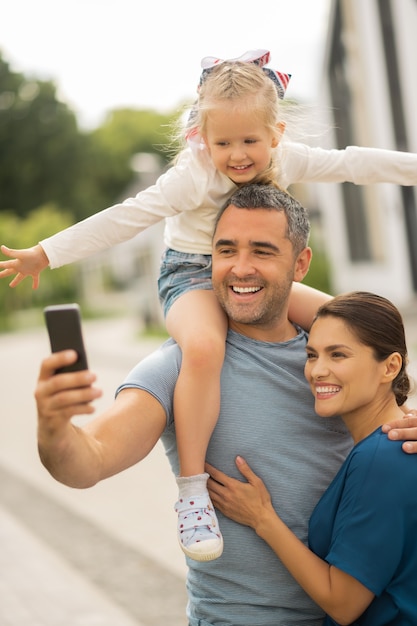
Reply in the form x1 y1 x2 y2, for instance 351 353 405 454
1 0 332 129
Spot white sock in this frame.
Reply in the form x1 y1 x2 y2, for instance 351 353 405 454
176 473 209 498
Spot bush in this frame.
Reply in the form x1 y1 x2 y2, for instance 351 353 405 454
0 205 80 330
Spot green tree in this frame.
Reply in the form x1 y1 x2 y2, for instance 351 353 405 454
0 51 182 222
83 108 179 215
0 206 78 328
0 53 88 218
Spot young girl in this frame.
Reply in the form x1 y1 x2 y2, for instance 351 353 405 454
2 50 417 563
207 291 417 624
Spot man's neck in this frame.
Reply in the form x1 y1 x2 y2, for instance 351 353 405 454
228 318 300 343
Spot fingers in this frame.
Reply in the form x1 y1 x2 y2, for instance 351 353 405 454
8 273 25 288
0 245 16 258
382 414 417 433
0 261 25 288
0 262 18 275
0 245 43 289
7 272 39 289
382 413 417 454
205 462 227 485
36 352 102 421
385 427 417 453
206 456 255 482
234 455 258 482
0 249 19 271
38 351 79 380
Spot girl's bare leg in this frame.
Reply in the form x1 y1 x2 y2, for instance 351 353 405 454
166 289 227 561
166 289 227 477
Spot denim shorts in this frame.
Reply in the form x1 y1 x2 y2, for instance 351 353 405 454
158 248 213 317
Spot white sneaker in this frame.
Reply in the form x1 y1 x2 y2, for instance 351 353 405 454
175 494 223 561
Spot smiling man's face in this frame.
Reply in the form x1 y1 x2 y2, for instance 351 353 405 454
212 204 311 341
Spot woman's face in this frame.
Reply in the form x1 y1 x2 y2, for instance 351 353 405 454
304 316 388 419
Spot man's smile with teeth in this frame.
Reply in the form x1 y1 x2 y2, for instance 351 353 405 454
232 286 261 293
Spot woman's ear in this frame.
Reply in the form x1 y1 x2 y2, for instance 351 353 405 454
383 353 403 382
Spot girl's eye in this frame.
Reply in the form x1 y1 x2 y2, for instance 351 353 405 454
331 351 346 359
305 352 317 360
244 139 257 144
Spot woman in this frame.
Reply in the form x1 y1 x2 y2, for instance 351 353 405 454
207 291 417 624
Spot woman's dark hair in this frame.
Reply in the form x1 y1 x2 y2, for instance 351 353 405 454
314 291 410 406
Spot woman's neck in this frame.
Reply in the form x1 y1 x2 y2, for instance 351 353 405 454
342 395 405 445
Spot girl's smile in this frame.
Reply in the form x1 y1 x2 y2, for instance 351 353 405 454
202 103 280 184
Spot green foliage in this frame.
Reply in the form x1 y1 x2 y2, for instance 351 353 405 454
0 54 87 217
79 108 180 220
302 232 334 295
0 51 183 225
94 108 176 159
0 206 79 329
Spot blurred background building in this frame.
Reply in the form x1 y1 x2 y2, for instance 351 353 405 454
314 0 417 305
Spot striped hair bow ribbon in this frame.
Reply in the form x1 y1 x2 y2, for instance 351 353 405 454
198 49 291 99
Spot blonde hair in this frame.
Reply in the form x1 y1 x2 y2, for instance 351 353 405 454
168 60 328 167
184 61 283 184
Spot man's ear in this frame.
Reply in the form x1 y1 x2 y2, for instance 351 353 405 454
293 247 313 283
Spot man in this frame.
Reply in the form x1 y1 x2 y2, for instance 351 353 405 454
36 184 417 625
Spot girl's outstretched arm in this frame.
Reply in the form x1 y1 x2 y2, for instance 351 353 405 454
207 457 375 625
0 244 49 288
288 282 332 331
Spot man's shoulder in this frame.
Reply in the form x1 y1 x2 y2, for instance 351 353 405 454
118 338 181 392
137 337 181 369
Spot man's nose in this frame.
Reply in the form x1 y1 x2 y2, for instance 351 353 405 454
231 252 256 276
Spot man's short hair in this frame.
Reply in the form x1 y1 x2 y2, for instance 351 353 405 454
214 184 310 255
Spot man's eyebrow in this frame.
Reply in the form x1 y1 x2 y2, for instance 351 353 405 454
250 241 280 252
214 239 280 252
214 238 237 248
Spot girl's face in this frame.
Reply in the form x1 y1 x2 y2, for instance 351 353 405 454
202 103 281 184
304 317 390 420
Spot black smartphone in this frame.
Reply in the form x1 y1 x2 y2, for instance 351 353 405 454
44 303 89 373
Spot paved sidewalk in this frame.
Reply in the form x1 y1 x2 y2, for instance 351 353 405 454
0 505 141 626
0 461 187 626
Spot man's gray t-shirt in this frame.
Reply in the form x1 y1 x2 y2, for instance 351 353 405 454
117 328 352 626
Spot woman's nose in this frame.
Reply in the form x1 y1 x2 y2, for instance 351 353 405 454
310 357 330 379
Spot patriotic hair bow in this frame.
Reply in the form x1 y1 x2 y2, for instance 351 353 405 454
198 49 291 100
